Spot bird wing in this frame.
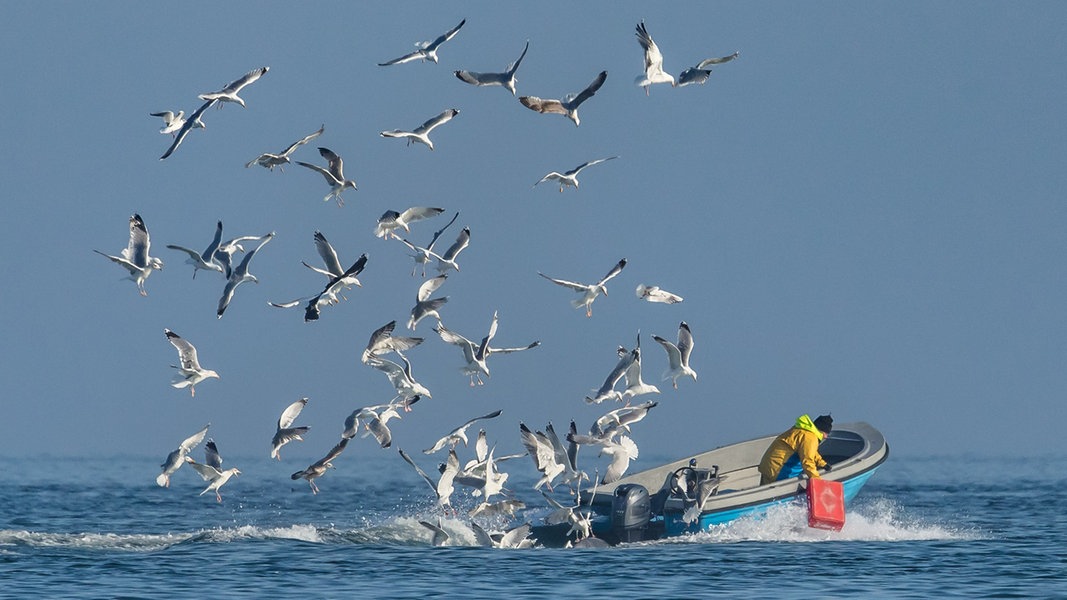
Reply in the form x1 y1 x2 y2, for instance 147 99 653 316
597 258 627 286
538 272 590 293
125 214 151 267
159 99 215 160
568 71 607 108
519 96 566 115
439 227 470 261
414 109 458 135
399 448 439 497
430 18 465 49
165 329 201 370
636 22 665 77
312 437 349 469
400 206 446 226
677 321 694 364
280 124 325 157
185 458 222 481
204 440 223 471
696 51 740 69
569 156 618 176
652 334 682 369
178 424 211 454
316 147 346 180
216 66 268 94
278 398 308 430
507 40 530 75
417 274 448 301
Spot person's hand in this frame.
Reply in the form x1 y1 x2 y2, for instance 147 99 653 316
823 463 833 472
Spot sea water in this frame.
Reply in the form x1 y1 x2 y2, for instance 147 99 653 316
1 453 1064 598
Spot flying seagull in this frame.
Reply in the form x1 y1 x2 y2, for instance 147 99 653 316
361 320 424 364
454 40 529 95
300 231 364 293
423 409 503 454
408 274 449 330
379 19 466 66
269 253 367 322
94 213 164 296
375 206 445 240
166 220 225 279
156 423 210 487
539 258 627 317
159 98 216 160
342 399 415 448
366 353 432 403
150 110 185 136
271 397 310 460
399 447 459 513
634 21 674 94
533 156 617 192
184 440 240 502
619 335 660 403
198 66 269 108
245 124 324 171
652 321 698 389
676 51 740 87
435 312 540 386
380 109 459 151
296 147 358 206
217 232 275 319
635 284 683 304
585 345 636 404
164 329 219 397
519 70 607 127
291 437 349 495
398 211 459 277
428 226 470 274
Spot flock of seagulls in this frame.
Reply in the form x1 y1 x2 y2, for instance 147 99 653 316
115 15 737 547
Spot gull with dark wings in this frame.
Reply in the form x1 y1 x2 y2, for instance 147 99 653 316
677 51 741 87
379 19 465 66
94 214 164 296
534 156 617 193
291 437 349 495
380 109 459 151
245 124 324 171
296 147 358 207
519 70 607 127
539 258 626 317
454 40 529 95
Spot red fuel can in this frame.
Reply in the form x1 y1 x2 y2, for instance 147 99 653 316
807 478 846 531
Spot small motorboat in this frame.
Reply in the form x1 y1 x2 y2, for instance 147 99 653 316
530 421 888 547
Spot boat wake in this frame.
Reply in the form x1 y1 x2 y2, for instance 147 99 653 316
664 496 982 544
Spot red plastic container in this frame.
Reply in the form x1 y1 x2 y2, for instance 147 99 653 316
806 478 846 531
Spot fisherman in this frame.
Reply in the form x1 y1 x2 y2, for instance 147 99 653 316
757 414 833 485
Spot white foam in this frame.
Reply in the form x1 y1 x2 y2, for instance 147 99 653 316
0 529 193 552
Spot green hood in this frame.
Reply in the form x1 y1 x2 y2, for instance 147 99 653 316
794 414 824 439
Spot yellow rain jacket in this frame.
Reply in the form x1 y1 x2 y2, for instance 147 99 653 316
758 414 828 485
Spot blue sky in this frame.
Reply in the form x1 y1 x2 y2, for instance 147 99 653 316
2 2 1064 464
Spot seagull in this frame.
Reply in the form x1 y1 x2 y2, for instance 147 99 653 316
428 227 470 274
470 521 534 549
408 274 449 330
620 336 660 403
245 124 324 171
342 399 413 448
271 397 310 460
519 70 607 127
652 321 698 389
269 253 367 322
94 214 164 296
379 19 465 66
399 211 459 277
676 51 740 87
150 110 185 136
212 232 272 279
217 232 275 319
435 312 540 386
362 320 424 364
533 156 617 192
634 21 674 94
156 423 210 487
539 258 627 317
566 432 639 484
635 284 683 304
300 231 364 293
366 353 432 403
419 518 450 546
540 490 593 543
380 109 460 151
399 447 459 513
296 147 358 207
519 423 565 491
184 441 240 503
198 66 269 108
585 345 636 404
164 329 219 397
166 220 225 279
159 98 216 160
423 409 503 454
592 401 659 438
454 40 529 95
375 206 445 240
291 437 349 494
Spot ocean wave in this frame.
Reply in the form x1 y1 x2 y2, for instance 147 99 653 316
662 496 984 544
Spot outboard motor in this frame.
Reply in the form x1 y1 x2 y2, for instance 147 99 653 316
611 484 651 543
